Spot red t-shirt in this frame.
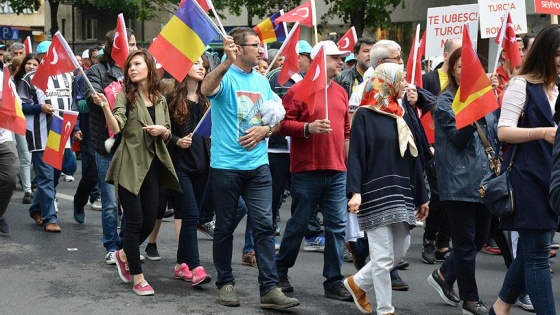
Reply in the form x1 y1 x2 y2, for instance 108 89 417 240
280 81 350 173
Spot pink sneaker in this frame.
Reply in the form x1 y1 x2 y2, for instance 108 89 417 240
192 266 212 286
133 280 154 296
115 250 131 283
174 263 192 282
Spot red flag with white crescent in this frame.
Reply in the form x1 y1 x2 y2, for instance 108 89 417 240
31 32 80 92
112 13 130 69
337 26 357 51
274 0 316 27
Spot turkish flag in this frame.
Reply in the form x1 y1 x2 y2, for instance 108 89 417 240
23 36 32 55
275 0 315 27
293 46 326 115
277 23 301 86
180 0 211 12
405 31 425 88
337 26 357 51
31 32 80 93
0 66 27 135
112 13 129 69
494 11 522 69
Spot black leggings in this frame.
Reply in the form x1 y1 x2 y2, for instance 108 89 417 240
118 158 163 275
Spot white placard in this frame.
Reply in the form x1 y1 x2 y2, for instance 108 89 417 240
478 0 527 39
425 4 479 57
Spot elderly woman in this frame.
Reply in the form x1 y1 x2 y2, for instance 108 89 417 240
344 63 429 315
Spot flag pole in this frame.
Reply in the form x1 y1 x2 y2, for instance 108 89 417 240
492 9 509 74
311 0 318 44
210 6 228 37
323 49 328 120
410 24 420 88
263 22 300 76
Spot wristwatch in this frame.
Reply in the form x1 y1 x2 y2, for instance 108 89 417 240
265 125 273 138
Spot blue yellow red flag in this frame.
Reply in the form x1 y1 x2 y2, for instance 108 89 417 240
43 112 78 170
149 0 220 82
452 24 499 129
254 11 287 44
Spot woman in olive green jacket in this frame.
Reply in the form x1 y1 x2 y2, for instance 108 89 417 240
93 49 180 296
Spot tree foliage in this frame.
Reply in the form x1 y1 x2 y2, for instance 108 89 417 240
6 0 403 38
322 0 403 37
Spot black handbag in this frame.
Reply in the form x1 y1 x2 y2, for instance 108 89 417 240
477 93 527 218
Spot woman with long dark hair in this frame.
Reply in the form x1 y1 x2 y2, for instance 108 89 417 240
491 24 559 315
167 56 212 286
13 53 39 86
428 48 498 315
93 49 180 296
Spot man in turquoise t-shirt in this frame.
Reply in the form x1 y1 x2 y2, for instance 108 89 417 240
201 27 299 310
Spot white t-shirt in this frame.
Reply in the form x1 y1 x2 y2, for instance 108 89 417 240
499 77 558 127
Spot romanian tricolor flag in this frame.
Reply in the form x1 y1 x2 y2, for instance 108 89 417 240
254 11 287 44
0 66 26 135
43 112 78 170
452 24 499 129
149 0 221 82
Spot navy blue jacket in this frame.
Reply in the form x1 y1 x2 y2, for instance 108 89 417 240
502 82 559 230
434 89 498 202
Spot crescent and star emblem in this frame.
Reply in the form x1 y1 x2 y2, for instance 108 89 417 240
312 65 321 81
293 8 309 18
340 38 350 49
50 47 59 65
113 31 121 50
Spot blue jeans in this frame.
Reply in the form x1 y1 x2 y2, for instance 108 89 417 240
95 152 121 253
173 170 209 268
234 197 254 254
499 229 556 314
440 201 491 301
30 151 60 225
277 170 347 289
211 165 277 295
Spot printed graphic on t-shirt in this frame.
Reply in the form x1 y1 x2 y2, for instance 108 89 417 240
236 91 263 137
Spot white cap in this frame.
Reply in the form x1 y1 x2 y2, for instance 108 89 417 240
310 40 351 59
82 49 89 59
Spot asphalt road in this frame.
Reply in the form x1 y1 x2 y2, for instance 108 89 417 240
1 168 559 315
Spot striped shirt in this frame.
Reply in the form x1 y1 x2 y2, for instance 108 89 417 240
18 71 74 152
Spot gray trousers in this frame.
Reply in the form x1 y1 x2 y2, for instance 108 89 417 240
0 141 18 218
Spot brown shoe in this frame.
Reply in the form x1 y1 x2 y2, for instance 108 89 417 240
241 251 257 267
30 212 43 226
44 223 62 233
343 275 372 313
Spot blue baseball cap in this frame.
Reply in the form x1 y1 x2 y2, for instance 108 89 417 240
36 41 51 54
297 40 312 55
345 53 356 63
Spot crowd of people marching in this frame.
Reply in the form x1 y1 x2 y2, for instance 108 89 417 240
0 22 560 315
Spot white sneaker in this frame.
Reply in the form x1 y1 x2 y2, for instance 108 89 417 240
90 199 102 211
54 199 59 213
140 254 145 262
64 175 75 182
105 251 117 265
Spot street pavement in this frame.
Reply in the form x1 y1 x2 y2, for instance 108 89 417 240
1 169 559 315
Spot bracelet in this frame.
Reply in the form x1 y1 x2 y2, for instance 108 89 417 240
265 125 273 138
304 122 310 138
542 128 547 140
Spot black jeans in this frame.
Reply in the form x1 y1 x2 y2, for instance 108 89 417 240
73 145 99 209
119 158 162 275
423 164 451 248
269 152 290 223
440 201 491 301
174 170 209 268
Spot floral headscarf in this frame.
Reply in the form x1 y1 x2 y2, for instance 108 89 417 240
359 63 417 157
